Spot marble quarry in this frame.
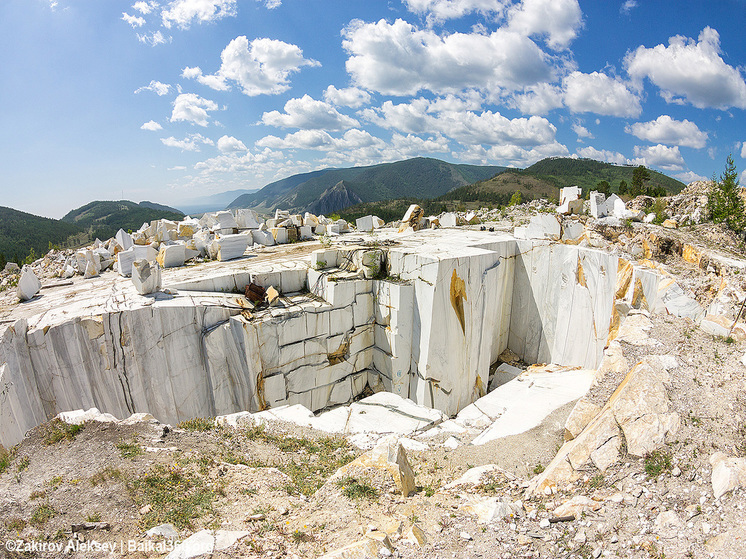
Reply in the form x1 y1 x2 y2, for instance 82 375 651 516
0 226 694 448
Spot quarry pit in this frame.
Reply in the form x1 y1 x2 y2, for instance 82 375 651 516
0 227 690 449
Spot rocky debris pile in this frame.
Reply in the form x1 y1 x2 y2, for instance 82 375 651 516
3 208 358 302
663 180 713 226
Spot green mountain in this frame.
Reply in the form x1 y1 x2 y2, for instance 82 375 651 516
0 207 83 265
521 158 686 194
339 158 688 223
227 158 506 215
61 200 184 241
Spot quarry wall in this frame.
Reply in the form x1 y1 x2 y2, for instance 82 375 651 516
0 235 624 447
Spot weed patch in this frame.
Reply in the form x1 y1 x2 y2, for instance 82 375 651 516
644 450 672 478
44 419 84 445
128 464 215 530
337 476 379 501
116 439 143 459
30 504 57 526
177 417 216 432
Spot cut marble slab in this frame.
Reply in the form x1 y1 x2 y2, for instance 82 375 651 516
463 365 596 445
215 392 445 437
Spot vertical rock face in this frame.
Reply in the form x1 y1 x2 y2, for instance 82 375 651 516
0 231 630 447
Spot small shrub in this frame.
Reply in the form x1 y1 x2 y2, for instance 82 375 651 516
128 464 215 530
292 529 313 544
29 490 46 500
6 517 26 532
177 417 216 432
48 475 63 487
86 512 101 523
31 504 57 526
44 420 84 445
644 450 672 478
116 440 143 459
532 464 545 475
337 476 379 501
90 467 122 486
0 447 11 474
589 474 604 488
17 456 30 472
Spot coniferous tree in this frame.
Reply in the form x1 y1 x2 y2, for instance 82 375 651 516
630 166 651 196
708 154 745 232
618 180 628 195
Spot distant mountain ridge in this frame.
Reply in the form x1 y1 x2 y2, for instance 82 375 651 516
339 157 688 223
61 200 184 242
227 158 507 215
0 206 83 265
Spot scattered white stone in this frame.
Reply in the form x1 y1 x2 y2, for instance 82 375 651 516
16 267 41 301
165 530 248 559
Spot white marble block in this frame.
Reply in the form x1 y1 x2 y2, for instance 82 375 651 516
356 215 385 232
271 228 288 244
590 191 606 218
117 248 137 277
16 267 41 301
132 259 161 295
525 215 561 240
214 211 238 231
156 244 186 268
251 229 275 246
299 225 313 240
606 194 627 218
115 228 133 251
235 209 261 229
559 186 582 205
439 213 458 228
214 234 250 261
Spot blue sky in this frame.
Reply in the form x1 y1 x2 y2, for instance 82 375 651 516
1 0 746 218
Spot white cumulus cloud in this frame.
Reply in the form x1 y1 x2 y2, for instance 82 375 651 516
457 141 568 167
506 0 582 51
633 144 686 171
625 27 746 109
122 12 146 27
183 36 319 96
508 83 564 115
141 120 163 131
741 142 746 159
675 170 708 183
563 71 641 117
261 95 359 131
162 0 237 29
323 86 371 109
626 115 708 149
133 1 158 14
363 98 559 150
341 18 552 96
217 135 248 152
161 133 214 151
134 80 171 96
170 93 218 126
403 0 509 24
571 122 593 139
576 146 629 165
